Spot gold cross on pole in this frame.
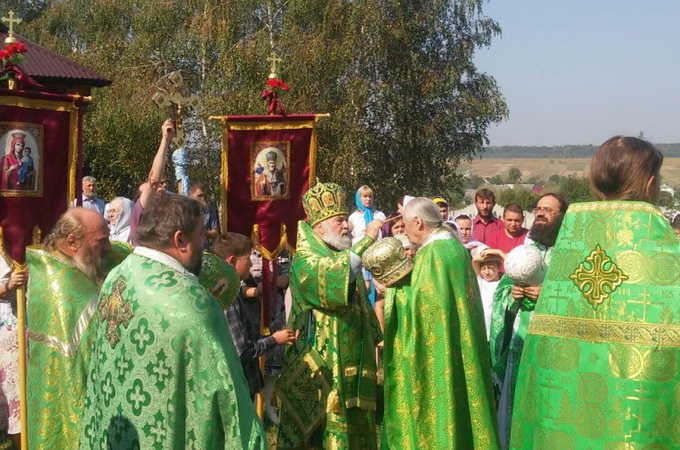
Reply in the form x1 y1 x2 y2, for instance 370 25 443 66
2 10 22 44
152 71 199 148
267 52 282 79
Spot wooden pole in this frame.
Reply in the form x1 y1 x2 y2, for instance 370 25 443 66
256 357 265 420
16 272 27 450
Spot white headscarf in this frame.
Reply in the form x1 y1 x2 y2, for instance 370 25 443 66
109 197 134 242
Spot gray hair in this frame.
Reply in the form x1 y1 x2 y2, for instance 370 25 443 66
44 210 84 251
403 197 443 229
82 176 96 184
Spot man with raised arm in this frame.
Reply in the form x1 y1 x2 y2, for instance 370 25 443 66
129 119 174 245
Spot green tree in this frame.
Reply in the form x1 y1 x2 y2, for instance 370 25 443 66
488 175 504 185
498 187 539 211
558 176 594 203
16 0 507 206
548 174 561 185
508 167 521 182
464 174 485 190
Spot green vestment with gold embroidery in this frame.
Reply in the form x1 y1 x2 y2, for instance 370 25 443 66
79 249 266 449
510 201 680 449
489 244 551 449
276 221 382 449
380 231 499 449
26 242 130 449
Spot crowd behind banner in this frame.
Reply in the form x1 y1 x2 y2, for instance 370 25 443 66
1 126 679 449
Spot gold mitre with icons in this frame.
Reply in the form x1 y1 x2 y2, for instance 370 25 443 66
362 237 414 287
302 182 348 226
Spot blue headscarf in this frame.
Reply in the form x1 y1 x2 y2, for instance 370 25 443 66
355 188 374 224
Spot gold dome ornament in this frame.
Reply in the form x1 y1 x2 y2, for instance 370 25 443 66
302 182 348 226
362 237 414 287
2 11 21 44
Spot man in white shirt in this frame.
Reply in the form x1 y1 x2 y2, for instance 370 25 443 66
72 176 105 216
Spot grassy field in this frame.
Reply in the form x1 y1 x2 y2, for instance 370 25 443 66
459 157 680 186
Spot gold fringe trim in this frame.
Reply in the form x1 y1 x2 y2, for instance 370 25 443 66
252 222 296 260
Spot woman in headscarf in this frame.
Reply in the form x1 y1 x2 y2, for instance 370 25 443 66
348 185 386 308
108 197 134 243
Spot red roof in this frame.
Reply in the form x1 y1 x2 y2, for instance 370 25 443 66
0 24 110 87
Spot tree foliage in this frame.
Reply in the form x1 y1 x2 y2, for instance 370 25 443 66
498 187 539 211
508 167 521 182
558 176 594 204
548 173 561 185
463 174 485 190
13 0 507 208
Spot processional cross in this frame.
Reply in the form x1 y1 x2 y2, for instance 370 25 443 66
152 71 199 195
2 11 21 44
152 71 199 148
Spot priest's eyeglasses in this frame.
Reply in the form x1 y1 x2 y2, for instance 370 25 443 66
533 206 558 216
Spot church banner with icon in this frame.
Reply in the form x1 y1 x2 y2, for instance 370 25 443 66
213 114 322 260
0 89 83 263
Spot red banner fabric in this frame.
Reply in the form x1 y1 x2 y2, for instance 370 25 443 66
0 89 83 263
220 115 318 259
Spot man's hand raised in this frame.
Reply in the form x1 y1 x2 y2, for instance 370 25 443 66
365 219 384 240
161 119 175 141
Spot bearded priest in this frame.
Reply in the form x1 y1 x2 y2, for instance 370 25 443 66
79 193 265 449
26 208 129 448
276 182 383 449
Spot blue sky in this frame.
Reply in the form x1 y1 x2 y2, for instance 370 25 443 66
474 0 680 146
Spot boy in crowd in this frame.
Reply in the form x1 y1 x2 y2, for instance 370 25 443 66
212 233 299 401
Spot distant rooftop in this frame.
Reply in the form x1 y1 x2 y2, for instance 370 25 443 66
0 23 110 88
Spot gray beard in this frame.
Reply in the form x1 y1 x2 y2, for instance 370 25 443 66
73 247 105 287
319 222 352 250
322 233 351 251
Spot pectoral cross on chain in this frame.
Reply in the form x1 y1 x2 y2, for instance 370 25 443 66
152 71 200 148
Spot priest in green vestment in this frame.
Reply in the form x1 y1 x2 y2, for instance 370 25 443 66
487 193 567 449
79 193 266 449
26 208 125 448
391 197 499 449
276 182 383 449
511 137 680 449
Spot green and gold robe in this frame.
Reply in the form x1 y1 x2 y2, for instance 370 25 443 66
489 244 551 448
510 201 680 449
79 247 266 449
380 229 498 449
276 221 382 449
26 242 130 449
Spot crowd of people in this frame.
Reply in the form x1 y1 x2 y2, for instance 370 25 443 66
1 122 679 449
